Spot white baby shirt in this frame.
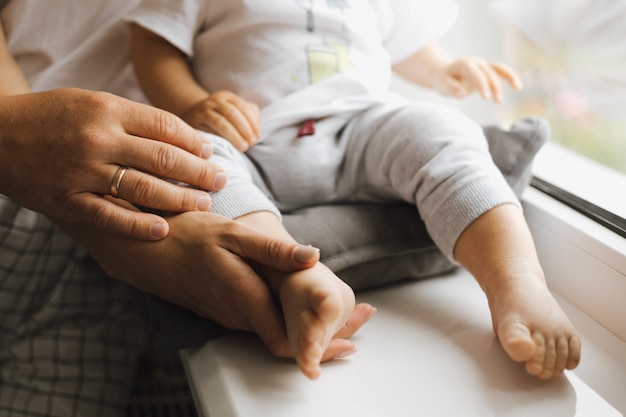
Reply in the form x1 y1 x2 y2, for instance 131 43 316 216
130 0 458 135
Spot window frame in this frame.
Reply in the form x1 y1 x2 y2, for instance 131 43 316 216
522 180 626 342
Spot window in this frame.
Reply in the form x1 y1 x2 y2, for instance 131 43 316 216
491 0 626 230
393 0 626 229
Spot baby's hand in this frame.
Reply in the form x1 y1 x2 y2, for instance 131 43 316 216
182 90 260 151
436 58 523 102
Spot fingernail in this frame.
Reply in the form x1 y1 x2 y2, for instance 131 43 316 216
201 143 213 159
151 222 167 238
293 244 320 263
336 348 357 359
196 195 212 211
365 307 378 323
213 172 227 190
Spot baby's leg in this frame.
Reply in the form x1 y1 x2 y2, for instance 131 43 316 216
336 104 579 378
237 211 356 379
454 204 581 379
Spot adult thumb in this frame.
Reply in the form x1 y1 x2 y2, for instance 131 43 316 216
232 228 321 272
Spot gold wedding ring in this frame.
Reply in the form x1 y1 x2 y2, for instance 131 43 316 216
110 166 129 198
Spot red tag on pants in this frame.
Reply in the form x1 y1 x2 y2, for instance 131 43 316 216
297 119 316 137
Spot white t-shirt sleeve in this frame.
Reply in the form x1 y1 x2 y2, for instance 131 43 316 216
127 0 203 57
382 0 459 64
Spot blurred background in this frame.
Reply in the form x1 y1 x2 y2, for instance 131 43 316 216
392 0 626 220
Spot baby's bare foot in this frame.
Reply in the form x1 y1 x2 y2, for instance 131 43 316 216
279 263 355 379
489 274 581 379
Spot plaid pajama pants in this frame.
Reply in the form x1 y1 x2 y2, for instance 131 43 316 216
0 196 148 417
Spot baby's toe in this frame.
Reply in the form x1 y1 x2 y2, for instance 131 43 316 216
566 336 582 370
552 336 571 374
498 319 535 362
525 333 546 376
537 337 557 379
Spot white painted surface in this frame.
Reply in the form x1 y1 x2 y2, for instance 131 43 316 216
182 269 623 417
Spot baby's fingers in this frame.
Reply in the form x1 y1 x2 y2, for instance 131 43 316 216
439 75 468 99
239 99 261 140
490 62 524 91
220 98 260 148
478 62 506 102
212 91 260 149
467 61 503 101
199 110 250 151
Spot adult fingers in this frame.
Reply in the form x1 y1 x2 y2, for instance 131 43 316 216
71 194 171 241
318 303 377 362
333 303 377 339
113 100 227 191
251 293 375 363
245 290 293 359
223 221 321 272
216 256 294 358
114 135 226 192
320 339 357 363
253 318 360 363
120 98 209 159
244 291 359 363
102 166 219 214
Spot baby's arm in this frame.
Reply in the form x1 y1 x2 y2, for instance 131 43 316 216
130 25 259 151
392 43 522 102
0 21 30 95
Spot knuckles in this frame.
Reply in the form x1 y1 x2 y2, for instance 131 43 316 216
152 143 181 174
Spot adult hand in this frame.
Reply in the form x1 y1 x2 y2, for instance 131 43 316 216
182 90 261 152
0 88 227 241
59 210 374 361
436 58 523 102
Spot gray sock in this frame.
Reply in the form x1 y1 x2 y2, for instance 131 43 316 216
483 116 550 197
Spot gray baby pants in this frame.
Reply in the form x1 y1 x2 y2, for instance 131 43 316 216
208 101 519 260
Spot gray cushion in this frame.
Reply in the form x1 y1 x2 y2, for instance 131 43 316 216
283 203 454 292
